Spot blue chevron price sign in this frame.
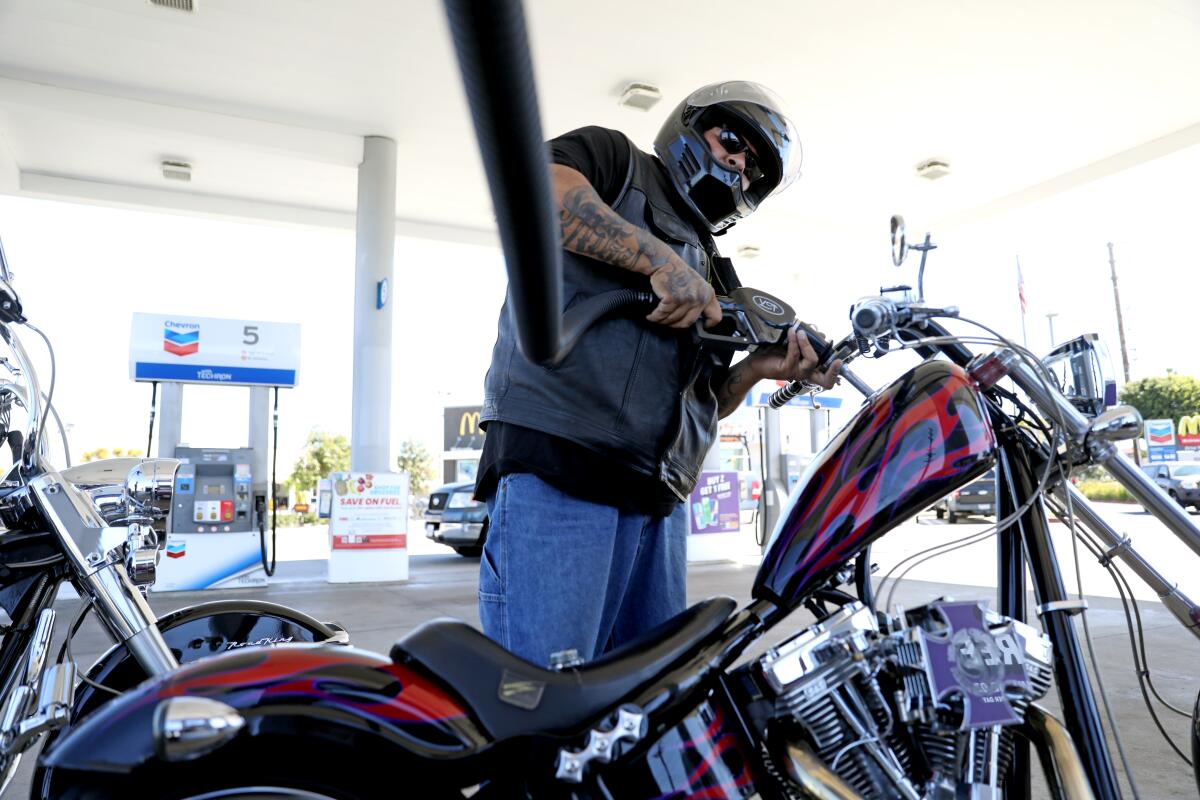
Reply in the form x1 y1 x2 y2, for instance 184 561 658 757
129 313 301 387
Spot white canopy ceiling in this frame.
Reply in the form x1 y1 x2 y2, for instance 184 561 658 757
1 0 1198 256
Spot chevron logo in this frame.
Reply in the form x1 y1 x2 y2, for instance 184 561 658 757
1147 420 1175 446
163 323 199 357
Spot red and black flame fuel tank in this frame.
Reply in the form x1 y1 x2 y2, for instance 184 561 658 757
754 359 996 608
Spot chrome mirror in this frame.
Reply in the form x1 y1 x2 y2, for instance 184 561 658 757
125 459 179 534
62 457 179 534
1086 405 1143 444
890 215 907 267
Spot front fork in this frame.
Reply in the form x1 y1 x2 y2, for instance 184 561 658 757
996 431 1121 800
997 445 1030 800
28 471 178 676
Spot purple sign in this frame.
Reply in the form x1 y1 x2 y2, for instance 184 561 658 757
918 601 1032 729
689 471 741 535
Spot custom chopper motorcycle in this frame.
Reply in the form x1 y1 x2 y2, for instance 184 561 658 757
16 1 1200 798
31 212 1200 799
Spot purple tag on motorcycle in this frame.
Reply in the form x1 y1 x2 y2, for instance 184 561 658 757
918 601 1031 730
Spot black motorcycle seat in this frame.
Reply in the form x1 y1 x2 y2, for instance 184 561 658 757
391 596 737 741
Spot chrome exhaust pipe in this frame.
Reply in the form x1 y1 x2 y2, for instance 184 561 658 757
1019 703 1097 800
782 704 1095 800
783 739 863 800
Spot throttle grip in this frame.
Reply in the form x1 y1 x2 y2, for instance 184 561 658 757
796 322 835 370
768 381 805 409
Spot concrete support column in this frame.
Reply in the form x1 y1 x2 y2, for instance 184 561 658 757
248 386 270 497
350 136 397 473
157 382 183 459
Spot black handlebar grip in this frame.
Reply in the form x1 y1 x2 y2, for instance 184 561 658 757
796 322 835 370
768 381 804 409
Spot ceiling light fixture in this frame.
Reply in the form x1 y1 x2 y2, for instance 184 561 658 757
915 158 951 180
618 82 662 112
148 0 195 11
161 160 193 182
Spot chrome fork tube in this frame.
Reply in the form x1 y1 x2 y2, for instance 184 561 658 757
1007 358 1200 559
29 470 178 676
1049 483 1200 640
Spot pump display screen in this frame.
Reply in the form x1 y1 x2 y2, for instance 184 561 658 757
204 485 224 495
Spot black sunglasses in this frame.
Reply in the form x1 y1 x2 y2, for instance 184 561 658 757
717 127 764 183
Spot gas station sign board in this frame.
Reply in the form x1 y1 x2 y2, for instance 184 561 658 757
130 312 300 387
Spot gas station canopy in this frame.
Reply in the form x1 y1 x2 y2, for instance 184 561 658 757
1 0 1199 255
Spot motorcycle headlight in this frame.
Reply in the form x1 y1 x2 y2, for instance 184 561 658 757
448 491 482 509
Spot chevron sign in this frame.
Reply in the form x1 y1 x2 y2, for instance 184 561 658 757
163 321 200 357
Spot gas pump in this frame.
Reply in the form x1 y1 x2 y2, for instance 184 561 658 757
130 312 300 591
170 447 256 534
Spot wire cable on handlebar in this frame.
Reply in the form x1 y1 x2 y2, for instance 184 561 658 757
1048 490 1194 721
864 314 1154 792
873 331 1066 615
24 322 55 463
57 599 122 698
1058 466 1143 795
912 317 1148 788
1058 503 1193 771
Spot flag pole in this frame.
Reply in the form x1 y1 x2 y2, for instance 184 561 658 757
1016 256 1028 348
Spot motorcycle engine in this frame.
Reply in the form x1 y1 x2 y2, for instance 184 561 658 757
757 600 1053 799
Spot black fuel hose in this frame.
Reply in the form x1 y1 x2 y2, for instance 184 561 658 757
259 387 278 577
554 289 656 365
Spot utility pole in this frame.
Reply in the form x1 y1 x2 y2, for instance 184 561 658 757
1107 243 1131 384
1046 312 1058 347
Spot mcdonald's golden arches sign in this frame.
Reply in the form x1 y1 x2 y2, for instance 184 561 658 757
444 405 486 451
1180 414 1200 448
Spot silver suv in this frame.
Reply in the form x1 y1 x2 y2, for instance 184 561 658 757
1141 463 1200 511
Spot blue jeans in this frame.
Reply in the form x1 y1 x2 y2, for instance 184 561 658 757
478 473 688 667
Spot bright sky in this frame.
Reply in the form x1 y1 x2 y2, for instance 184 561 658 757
0 139 1196 477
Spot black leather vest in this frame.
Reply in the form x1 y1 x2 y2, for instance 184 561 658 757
480 136 739 500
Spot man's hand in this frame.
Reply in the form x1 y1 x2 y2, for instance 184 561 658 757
550 165 721 330
647 260 722 330
748 324 842 390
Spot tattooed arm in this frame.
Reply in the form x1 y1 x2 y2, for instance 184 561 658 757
716 359 761 419
552 164 721 329
715 327 842 419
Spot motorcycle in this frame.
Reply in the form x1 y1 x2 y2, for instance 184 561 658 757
0 238 350 797
35 215 1200 798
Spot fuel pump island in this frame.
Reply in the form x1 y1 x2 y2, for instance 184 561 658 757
130 312 300 591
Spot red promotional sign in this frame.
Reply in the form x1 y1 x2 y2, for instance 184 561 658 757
329 472 409 551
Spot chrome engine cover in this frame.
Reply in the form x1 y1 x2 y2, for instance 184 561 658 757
759 600 1053 799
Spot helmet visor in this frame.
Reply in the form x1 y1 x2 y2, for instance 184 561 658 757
686 81 802 200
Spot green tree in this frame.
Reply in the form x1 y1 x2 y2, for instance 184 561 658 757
1119 375 1200 424
396 439 436 500
81 447 144 462
288 431 351 496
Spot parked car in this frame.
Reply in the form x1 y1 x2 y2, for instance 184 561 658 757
934 468 997 523
424 480 488 557
1141 462 1200 510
